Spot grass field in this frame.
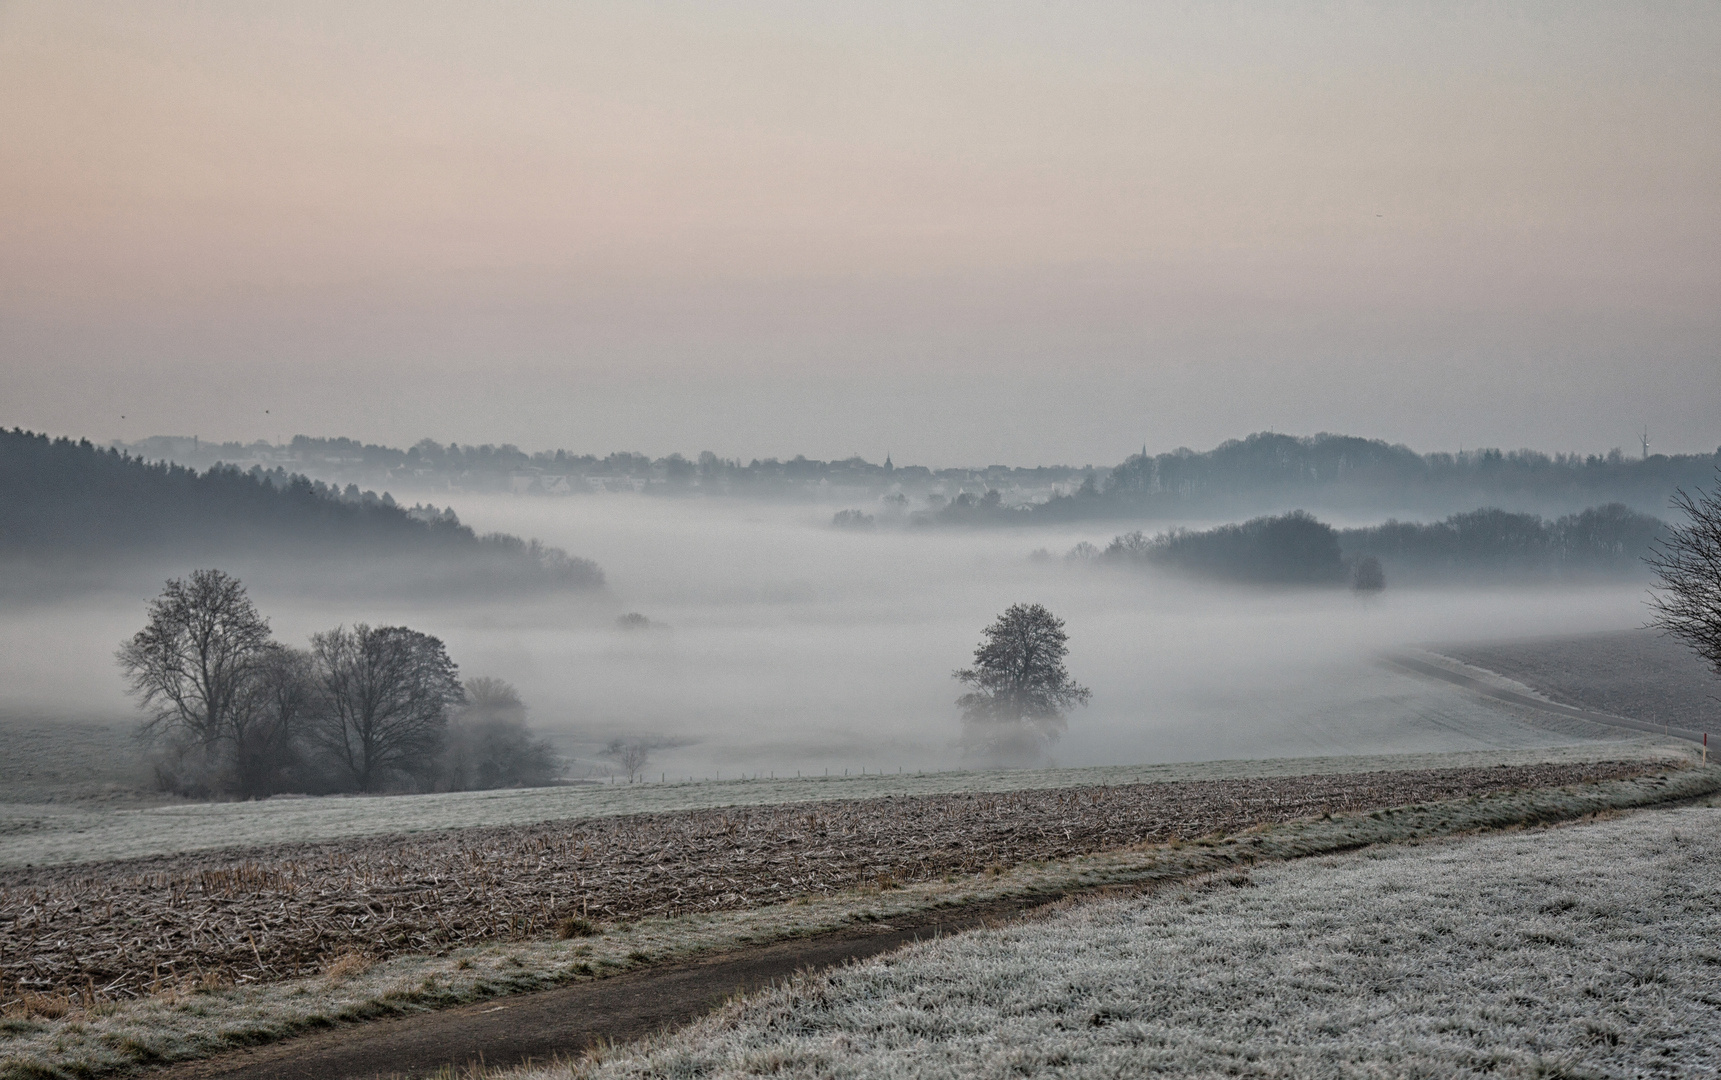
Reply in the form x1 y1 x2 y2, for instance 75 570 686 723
0 710 158 807
513 801 1721 1080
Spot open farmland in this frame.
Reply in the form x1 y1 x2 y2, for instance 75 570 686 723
1442 628 1719 734
0 760 1654 1007
519 803 1721 1080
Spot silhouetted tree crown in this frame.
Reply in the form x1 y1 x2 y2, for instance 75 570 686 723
116 569 274 776
1646 477 1721 679
312 624 464 792
1087 505 1663 584
955 604 1091 724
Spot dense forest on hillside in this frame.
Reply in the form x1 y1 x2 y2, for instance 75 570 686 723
119 430 1720 520
0 429 603 590
1079 503 1666 585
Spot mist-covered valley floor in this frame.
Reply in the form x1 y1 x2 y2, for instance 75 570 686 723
0 494 1667 790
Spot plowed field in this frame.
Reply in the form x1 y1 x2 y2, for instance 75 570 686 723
0 761 1648 1005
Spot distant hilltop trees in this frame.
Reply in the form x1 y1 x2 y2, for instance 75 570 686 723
1072 503 1667 585
1032 433 1718 523
113 429 1721 521
0 428 603 591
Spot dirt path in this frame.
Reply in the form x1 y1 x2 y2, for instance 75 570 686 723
149 892 1083 1080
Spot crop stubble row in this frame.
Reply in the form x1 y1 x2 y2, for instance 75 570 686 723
0 762 1649 1003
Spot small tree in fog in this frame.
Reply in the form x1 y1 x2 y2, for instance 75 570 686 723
118 569 274 777
953 603 1090 764
311 624 463 791
1646 480 1721 678
442 676 560 789
1351 555 1386 593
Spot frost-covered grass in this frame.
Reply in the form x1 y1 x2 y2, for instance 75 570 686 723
519 801 1721 1080
0 742 1681 869
2 765 1715 1080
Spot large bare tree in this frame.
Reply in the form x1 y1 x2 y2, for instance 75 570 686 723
117 569 274 759
954 603 1090 763
312 624 463 791
1647 481 1721 678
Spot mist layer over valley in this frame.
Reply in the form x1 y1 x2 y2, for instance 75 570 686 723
2 488 1649 795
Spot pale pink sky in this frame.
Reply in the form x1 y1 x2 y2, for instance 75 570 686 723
2 1 1717 463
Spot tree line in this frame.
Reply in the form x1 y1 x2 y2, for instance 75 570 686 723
1 428 602 589
1052 432 1719 521
1069 503 1665 586
118 569 558 798
111 428 1720 520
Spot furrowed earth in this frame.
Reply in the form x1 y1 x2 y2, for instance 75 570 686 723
0 761 1653 1005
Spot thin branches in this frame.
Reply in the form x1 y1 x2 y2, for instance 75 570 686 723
1646 480 1721 677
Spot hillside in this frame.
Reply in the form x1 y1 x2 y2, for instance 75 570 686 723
0 428 602 590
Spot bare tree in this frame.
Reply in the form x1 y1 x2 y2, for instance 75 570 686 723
117 569 274 773
312 624 463 791
602 738 673 782
954 603 1090 764
1647 481 1721 678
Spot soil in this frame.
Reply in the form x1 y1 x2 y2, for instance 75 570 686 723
1 762 1648 1003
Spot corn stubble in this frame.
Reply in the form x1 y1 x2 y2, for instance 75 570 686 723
527 805 1721 1080
0 761 1648 1006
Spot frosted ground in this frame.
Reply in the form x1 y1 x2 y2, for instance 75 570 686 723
517 804 1721 1080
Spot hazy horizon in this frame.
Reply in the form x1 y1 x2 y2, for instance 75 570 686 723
4 1 1718 462
89 424 1721 474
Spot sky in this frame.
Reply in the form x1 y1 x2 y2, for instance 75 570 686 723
2 1 1718 466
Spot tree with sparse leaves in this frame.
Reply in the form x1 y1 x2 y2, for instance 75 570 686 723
311 624 464 791
1646 479 1721 680
954 603 1090 763
117 569 275 778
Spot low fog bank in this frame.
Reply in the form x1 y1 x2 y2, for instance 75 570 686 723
392 497 1656 773
0 494 1657 787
